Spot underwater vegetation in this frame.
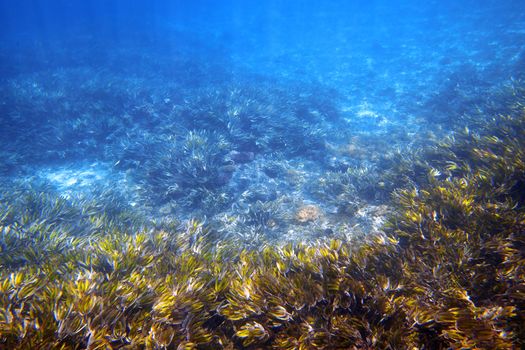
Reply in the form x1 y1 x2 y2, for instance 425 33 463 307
1 82 524 349
137 129 233 212
5 35 519 243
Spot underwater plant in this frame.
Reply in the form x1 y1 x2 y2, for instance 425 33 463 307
1 92 524 348
136 129 233 213
1 54 525 350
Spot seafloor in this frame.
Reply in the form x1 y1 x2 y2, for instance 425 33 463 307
1 5 524 246
1 2 525 349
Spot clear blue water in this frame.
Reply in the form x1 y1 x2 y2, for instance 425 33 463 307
1 0 524 243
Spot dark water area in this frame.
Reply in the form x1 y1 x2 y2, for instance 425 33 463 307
1 1 525 348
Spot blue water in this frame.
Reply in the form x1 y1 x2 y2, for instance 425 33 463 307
1 0 525 242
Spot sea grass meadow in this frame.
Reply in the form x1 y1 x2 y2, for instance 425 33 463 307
0 1 524 349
